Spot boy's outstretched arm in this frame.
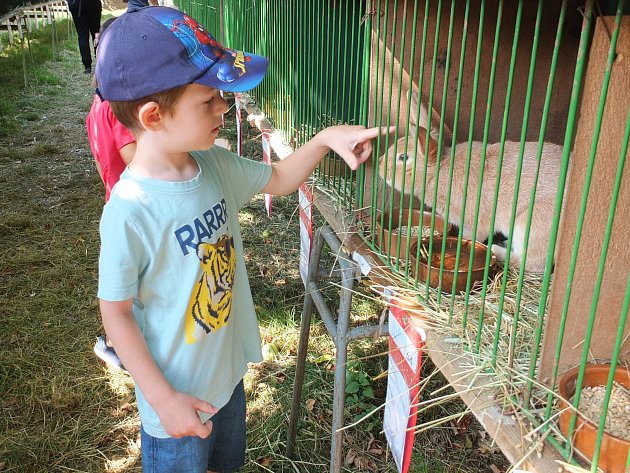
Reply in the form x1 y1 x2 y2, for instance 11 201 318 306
262 125 395 196
99 299 218 438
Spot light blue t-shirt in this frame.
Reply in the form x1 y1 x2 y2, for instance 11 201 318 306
98 147 272 438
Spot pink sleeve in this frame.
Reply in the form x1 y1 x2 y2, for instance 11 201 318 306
105 102 135 151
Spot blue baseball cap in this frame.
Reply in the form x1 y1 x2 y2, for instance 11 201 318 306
96 6 268 101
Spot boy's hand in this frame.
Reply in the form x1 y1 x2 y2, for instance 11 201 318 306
321 125 396 170
262 124 395 196
154 390 219 439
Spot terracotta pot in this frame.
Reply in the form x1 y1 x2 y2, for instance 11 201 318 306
558 364 630 473
410 236 495 293
375 209 450 258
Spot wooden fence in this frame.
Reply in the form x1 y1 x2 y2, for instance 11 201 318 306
0 1 70 85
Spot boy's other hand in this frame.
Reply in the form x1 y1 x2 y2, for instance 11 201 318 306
322 125 396 170
154 390 219 439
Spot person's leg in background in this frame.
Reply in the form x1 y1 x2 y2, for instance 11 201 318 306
68 0 91 72
68 0 101 73
86 0 102 59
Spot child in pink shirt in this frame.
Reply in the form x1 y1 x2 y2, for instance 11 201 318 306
86 90 136 201
86 17 135 369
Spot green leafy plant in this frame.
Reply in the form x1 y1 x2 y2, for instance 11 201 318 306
345 360 377 431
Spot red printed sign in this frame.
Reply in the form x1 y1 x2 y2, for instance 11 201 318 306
298 184 314 285
383 302 425 473
234 93 243 156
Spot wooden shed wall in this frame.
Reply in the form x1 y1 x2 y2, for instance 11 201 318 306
368 1 582 144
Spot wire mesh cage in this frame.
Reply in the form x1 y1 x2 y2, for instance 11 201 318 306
176 0 630 470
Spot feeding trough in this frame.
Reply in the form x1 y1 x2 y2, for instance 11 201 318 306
375 208 450 258
411 236 496 294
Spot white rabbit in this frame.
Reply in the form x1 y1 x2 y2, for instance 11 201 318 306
378 92 567 273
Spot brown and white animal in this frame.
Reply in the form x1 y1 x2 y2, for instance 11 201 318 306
378 92 567 273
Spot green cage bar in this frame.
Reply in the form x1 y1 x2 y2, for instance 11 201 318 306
560 1 625 454
589 102 630 472
527 0 594 400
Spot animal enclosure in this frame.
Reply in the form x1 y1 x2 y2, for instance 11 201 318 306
175 0 630 471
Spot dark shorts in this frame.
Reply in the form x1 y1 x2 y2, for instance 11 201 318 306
141 380 246 473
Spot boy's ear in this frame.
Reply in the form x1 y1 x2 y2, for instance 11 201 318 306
137 101 164 131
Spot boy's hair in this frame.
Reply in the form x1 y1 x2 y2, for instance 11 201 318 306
109 85 188 132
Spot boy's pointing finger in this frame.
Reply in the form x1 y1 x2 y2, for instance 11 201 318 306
359 125 397 140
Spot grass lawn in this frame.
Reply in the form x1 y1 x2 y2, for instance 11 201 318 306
0 15 509 473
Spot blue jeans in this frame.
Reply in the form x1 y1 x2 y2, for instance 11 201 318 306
141 381 246 473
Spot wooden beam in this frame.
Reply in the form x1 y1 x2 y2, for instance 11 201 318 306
423 333 567 472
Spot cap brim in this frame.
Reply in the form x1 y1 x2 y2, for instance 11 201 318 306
194 48 268 93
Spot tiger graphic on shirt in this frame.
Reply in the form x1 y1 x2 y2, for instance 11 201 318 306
185 233 236 344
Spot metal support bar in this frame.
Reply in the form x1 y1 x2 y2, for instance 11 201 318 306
286 225 388 473
307 281 340 342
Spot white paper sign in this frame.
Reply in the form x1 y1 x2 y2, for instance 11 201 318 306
261 132 272 217
383 303 425 473
351 251 372 276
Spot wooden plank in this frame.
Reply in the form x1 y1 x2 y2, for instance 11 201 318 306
16 15 24 39
4 19 14 45
21 9 37 30
539 17 630 381
240 96 293 160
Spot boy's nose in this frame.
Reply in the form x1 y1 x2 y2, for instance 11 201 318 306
219 95 229 114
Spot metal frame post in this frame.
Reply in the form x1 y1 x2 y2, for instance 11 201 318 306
287 225 388 473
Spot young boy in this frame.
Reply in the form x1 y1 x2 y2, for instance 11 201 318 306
95 6 392 471
87 19 136 203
